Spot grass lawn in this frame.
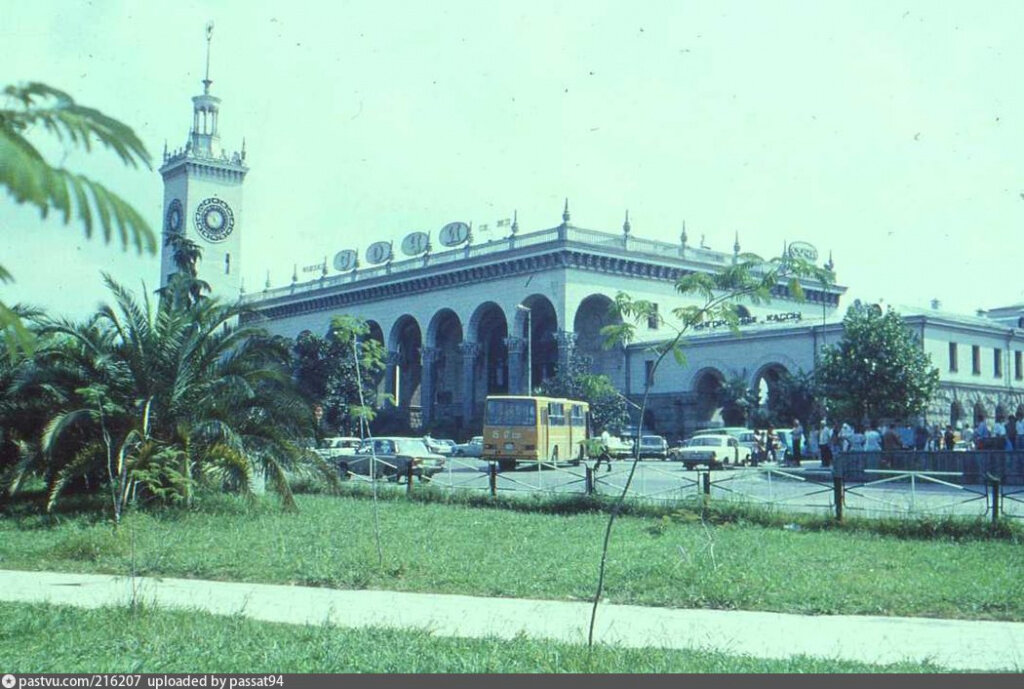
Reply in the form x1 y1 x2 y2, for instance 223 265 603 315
0 601 958 673
0 490 1022 620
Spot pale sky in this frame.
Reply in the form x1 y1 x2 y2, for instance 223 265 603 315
2 1 1022 320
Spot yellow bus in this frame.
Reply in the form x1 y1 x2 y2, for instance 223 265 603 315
482 395 591 471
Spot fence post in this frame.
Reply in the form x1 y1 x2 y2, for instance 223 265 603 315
833 475 844 522
701 470 711 507
585 466 595 495
990 477 1001 523
488 462 497 498
406 463 414 495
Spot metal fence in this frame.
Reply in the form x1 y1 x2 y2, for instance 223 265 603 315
403 451 1024 522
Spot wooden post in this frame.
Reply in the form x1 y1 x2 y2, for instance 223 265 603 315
990 477 1001 523
833 475 844 522
489 462 497 497
406 463 414 495
585 466 595 495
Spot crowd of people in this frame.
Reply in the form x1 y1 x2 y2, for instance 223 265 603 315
751 415 1024 467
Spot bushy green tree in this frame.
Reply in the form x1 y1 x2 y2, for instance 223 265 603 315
536 351 629 434
290 315 387 438
816 304 939 424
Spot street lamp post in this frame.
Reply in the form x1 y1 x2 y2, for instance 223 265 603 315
516 304 532 396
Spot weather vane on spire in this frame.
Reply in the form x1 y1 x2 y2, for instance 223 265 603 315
203 21 215 94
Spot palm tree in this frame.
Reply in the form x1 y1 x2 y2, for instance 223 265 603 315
2 274 330 516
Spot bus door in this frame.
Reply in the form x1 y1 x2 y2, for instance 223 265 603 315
539 404 550 462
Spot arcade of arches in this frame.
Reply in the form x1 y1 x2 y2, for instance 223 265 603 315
373 295 614 434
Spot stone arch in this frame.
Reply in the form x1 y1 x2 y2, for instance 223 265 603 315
388 315 422 410
425 308 464 415
572 293 624 386
950 400 964 427
973 400 987 426
1017 403 1024 420
691 367 727 429
363 320 387 397
468 302 509 398
515 294 559 390
750 361 792 419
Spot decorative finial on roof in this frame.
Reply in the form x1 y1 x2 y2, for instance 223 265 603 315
202 22 214 94
511 209 519 235
264 270 271 291
700 233 709 249
825 250 834 272
562 198 570 224
241 137 246 161
163 140 168 160
733 231 740 254
623 210 631 236
321 257 328 278
291 264 298 283
680 221 687 246
239 278 245 296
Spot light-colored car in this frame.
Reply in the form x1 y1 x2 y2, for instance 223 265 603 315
669 434 752 469
694 427 757 453
339 437 446 481
604 435 634 459
454 436 484 457
316 436 362 461
425 438 456 456
637 435 669 460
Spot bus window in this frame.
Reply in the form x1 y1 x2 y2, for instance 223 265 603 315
485 398 537 426
549 402 565 426
570 405 585 427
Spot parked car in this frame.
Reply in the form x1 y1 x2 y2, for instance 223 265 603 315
637 435 669 460
693 427 759 455
316 436 362 461
669 434 752 469
454 436 484 457
338 437 446 481
425 438 456 456
605 435 634 459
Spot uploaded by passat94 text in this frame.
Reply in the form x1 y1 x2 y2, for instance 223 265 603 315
0 677 285 689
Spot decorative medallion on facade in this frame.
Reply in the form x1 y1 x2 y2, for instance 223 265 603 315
194 197 235 242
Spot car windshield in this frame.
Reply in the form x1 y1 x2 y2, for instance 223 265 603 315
689 437 723 447
396 440 430 455
641 437 662 446
485 399 537 426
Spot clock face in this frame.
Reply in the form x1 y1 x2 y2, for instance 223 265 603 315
165 199 183 233
194 197 235 242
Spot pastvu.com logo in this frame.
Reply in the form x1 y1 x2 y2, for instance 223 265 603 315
2 673 16 688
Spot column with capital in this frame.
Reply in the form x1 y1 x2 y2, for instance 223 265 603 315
504 336 527 395
419 347 441 428
383 351 400 406
458 342 482 425
554 330 578 374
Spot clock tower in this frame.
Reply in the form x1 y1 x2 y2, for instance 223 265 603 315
159 23 248 300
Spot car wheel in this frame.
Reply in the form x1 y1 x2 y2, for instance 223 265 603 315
337 462 349 479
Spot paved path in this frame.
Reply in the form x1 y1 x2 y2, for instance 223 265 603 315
0 569 1021 671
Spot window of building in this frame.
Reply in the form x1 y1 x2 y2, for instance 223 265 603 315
972 345 981 375
948 342 958 372
1016 351 1022 381
994 348 1003 378
644 360 655 387
647 303 659 330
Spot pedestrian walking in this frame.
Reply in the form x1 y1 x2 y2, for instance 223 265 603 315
791 419 803 466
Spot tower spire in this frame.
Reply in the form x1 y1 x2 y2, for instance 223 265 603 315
622 210 631 235
203 22 214 94
562 198 571 224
